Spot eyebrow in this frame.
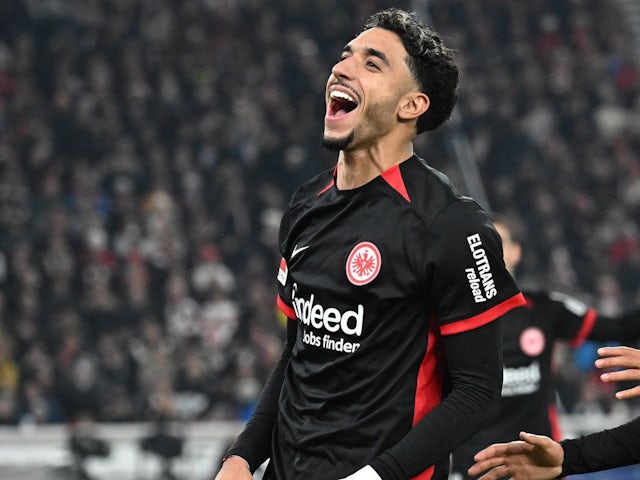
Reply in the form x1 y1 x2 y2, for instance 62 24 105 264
342 44 391 67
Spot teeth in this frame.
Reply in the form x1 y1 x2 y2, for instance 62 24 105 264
330 90 356 104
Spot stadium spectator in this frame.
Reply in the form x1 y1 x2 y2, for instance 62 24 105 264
0 0 636 429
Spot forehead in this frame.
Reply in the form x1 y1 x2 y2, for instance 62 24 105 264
348 27 409 65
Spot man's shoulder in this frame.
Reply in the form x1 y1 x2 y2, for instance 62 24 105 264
399 155 480 223
286 166 335 211
295 166 334 196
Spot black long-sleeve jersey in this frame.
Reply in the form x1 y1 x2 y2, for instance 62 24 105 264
560 416 640 475
226 155 525 480
451 291 640 478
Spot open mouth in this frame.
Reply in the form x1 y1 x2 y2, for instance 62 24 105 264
327 90 358 119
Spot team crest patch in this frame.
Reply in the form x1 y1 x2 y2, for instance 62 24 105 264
519 326 545 357
346 242 381 286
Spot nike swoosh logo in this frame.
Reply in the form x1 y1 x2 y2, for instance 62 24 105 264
291 244 310 259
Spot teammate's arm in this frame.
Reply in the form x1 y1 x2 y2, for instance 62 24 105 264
369 319 503 479
559 416 640 475
469 431 564 480
216 318 297 477
584 306 640 340
469 416 640 480
549 293 640 344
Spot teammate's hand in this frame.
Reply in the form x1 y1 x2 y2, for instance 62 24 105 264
468 431 564 480
596 346 640 399
338 465 382 480
214 455 252 480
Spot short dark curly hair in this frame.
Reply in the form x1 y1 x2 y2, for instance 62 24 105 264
363 8 459 134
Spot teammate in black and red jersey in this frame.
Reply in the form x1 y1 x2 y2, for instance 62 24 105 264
450 216 640 479
215 9 525 480
468 345 640 479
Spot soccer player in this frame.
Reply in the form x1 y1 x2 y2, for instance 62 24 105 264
214 9 525 480
468 345 640 480
449 216 640 479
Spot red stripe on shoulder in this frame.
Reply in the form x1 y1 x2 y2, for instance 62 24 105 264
440 292 526 336
381 164 411 202
317 164 337 196
569 307 597 347
276 294 297 320
317 179 334 196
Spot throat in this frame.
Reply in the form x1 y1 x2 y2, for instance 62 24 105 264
336 155 382 190
336 148 413 190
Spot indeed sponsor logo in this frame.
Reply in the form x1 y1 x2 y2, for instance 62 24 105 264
291 283 362 353
501 361 541 396
291 283 363 336
465 233 497 303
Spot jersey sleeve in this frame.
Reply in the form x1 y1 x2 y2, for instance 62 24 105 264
560 416 640 475
545 290 640 346
537 291 597 346
370 318 503 480
581 305 640 345
426 200 525 335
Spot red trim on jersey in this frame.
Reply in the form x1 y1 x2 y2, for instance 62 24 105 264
317 165 338 196
411 319 445 480
568 308 598 347
317 179 334 196
276 294 297 320
381 164 411 202
440 293 526 336
548 403 563 441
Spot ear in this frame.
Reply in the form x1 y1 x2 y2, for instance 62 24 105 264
398 92 430 121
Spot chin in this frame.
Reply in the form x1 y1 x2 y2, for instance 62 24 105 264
321 131 354 152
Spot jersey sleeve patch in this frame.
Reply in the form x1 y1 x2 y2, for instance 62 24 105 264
440 292 526 336
276 294 297 320
277 257 288 286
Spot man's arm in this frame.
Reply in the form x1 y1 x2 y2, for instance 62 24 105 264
585 307 640 342
369 319 503 480
216 318 297 476
549 292 640 345
559 416 640 476
469 416 640 480
469 417 640 480
560 346 640 473
469 346 640 480
468 431 565 480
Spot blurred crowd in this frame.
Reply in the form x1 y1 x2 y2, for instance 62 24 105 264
0 0 638 428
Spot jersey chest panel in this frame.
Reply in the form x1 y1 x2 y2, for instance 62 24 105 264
286 190 428 346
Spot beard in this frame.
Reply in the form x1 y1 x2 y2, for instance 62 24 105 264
321 130 354 152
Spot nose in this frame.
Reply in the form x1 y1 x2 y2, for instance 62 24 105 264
331 56 354 80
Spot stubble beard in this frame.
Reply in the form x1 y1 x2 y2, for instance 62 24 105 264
321 130 355 152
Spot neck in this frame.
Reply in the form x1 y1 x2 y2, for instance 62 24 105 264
336 141 414 190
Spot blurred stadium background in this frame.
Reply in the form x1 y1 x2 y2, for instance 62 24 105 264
0 0 639 478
